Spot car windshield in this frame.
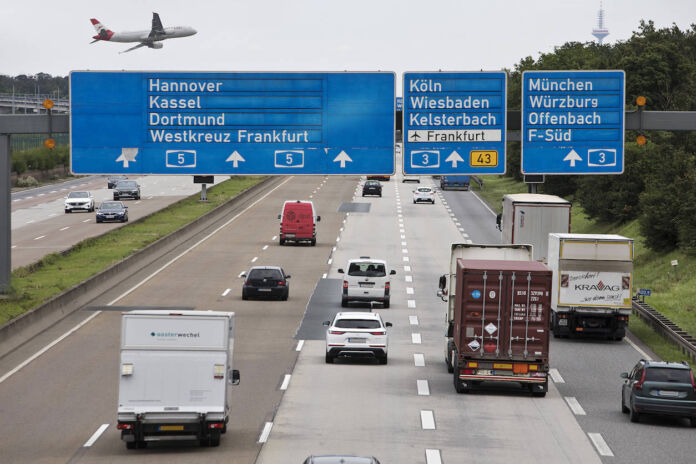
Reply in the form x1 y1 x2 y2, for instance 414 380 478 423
117 181 137 188
347 262 386 277
645 367 692 383
68 192 89 198
417 188 431 192
100 202 123 210
334 319 381 329
109 175 125 180
248 269 282 280
366 181 379 186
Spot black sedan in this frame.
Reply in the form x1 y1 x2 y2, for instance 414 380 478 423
241 266 290 300
362 180 382 197
107 175 128 189
96 201 129 223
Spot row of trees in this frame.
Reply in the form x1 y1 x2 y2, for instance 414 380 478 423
505 21 696 253
0 73 69 98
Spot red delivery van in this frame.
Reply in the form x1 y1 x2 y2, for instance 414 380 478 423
278 200 320 246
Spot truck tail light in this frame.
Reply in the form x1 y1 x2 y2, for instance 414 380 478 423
529 364 539 371
370 331 385 336
121 363 133 376
214 364 225 379
385 282 390 290
343 281 348 289
208 423 224 429
329 330 345 335
117 423 134 430
618 315 629 322
467 361 478 368
513 364 529 374
634 369 646 391
462 368 476 375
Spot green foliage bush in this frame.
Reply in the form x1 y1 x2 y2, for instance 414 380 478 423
11 145 68 175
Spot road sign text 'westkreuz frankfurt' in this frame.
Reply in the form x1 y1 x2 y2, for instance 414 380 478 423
70 71 395 175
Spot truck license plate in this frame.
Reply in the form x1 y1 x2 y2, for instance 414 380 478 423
158 425 184 431
559 319 568 326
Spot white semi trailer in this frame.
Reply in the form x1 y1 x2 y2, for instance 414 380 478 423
117 310 240 449
548 234 634 340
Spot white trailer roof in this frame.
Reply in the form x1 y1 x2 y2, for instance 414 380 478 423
124 310 233 318
550 233 631 241
504 194 570 204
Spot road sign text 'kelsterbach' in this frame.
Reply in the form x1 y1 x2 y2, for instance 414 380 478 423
70 72 395 175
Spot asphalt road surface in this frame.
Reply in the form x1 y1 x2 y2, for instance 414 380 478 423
0 174 693 463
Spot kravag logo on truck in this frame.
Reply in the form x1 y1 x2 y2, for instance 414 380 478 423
574 280 620 292
150 331 201 338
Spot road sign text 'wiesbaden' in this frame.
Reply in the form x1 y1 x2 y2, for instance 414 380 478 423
521 70 625 175
70 72 395 175
402 72 507 175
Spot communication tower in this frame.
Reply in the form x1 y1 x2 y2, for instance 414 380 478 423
592 2 610 44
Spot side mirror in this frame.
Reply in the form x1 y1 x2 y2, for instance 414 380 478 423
277 214 281 220
390 270 396 275
438 274 447 290
338 268 344 274
124 206 128 209
240 273 247 278
620 372 629 379
385 322 392 327
496 213 502 231
285 275 291 279
316 216 321 222
229 369 240 386
322 321 331 326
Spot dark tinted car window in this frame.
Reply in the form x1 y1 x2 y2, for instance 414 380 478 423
100 202 123 209
334 319 381 329
117 181 137 188
347 263 386 277
249 269 283 280
645 367 691 383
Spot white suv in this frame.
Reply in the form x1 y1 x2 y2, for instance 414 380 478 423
338 257 396 308
324 312 392 364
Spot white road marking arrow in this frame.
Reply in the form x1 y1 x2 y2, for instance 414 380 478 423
563 149 583 167
333 150 352 168
445 150 464 168
115 148 138 168
226 151 246 168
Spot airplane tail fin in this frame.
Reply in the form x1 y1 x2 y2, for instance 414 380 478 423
90 18 114 41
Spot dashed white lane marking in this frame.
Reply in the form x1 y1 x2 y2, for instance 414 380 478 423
409 315 419 325
26 196 34 199
425 449 442 464
147 195 154 199
295 340 305 351
12 199 20 202
134 201 141 205
417 379 430 396
462 233 469 238
262 245 269 250
413 353 425 367
49 213 57 217
11 245 16 249
588 433 614 457
405 275 413 282
221 288 231 297
272 235 277 241
564 397 587 415
280 374 291 391
401 241 407 246
82 219 91 223
335 237 340 242
258 422 273 443
327 258 333 265
251 256 258 263
412 333 422 344
38 193 45 196
455 222 461 226
420 410 435 430
26 220 34 224
403 256 410 262
83 423 109 447
322 273 327 279
408 300 416 308
402 248 408 254
406 287 414 294
49 190 57 193
404 266 411 272
332 246 337 252
34 235 45 240
625 335 653 360
400 234 406 239
458 227 465 232
237 271 245 278
549 368 565 383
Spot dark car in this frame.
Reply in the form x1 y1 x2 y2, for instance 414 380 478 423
440 175 470 190
621 359 696 426
362 180 382 197
107 175 128 189
366 175 390 181
303 456 381 464
113 180 141 200
241 266 290 300
96 201 129 223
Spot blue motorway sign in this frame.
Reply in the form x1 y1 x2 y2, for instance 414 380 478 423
402 72 506 175
521 70 625 174
70 72 395 175
638 288 651 296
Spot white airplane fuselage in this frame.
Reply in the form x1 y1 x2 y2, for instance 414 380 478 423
109 26 196 43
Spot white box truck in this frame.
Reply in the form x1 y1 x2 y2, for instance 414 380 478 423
437 243 533 371
497 194 571 262
117 310 240 449
548 234 633 340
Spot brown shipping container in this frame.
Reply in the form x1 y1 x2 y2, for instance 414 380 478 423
454 259 552 364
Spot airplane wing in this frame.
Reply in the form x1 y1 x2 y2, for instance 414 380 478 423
119 43 148 54
149 12 165 38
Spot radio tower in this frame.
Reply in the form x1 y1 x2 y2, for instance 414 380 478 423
592 2 610 44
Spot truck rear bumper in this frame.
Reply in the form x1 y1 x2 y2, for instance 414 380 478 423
459 374 547 383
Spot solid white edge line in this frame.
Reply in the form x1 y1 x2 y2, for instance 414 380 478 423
414 353 425 367
420 410 435 430
549 368 565 383
221 288 231 297
0 177 295 385
564 396 587 415
280 374 291 391
417 379 430 396
425 449 442 464
625 335 653 361
258 422 273 443
588 433 614 457
296 340 305 351
83 423 110 447
471 189 497 216
82 219 91 223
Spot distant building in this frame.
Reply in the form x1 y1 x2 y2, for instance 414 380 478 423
592 2 610 45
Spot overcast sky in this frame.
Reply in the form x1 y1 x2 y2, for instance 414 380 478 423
2 0 694 92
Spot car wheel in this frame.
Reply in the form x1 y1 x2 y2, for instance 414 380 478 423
325 352 334 364
310 238 316 246
136 195 141 200
383 299 390 309
446 346 455 373
279 238 285 246
282 290 289 301
690 417 696 427
378 194 382 197
621 391 629 413
136 441 147 449
341 298 348 308
629 402 640 423
454 369 469 394
379 353 388 365
242 289 248 301
113 196 118 201
96 218 102 223
413 200 416 204
65 209 70 214
125 441 136 450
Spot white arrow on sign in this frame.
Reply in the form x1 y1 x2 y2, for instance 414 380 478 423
333 150 352 168
116 148 138 168
225 151 245 168
445 150 464 168
563 149 583 167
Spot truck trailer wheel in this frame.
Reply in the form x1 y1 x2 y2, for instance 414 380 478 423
446 346 455 373
126 441 136 450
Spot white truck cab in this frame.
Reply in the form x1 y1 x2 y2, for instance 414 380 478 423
338 257 396 308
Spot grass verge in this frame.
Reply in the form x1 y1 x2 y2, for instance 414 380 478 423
473 175 696 363
0 176 264 326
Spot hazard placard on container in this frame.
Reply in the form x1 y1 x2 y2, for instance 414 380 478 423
468 340 481 351
485 323 497 335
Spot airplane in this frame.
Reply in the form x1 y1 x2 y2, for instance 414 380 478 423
90 12 196 53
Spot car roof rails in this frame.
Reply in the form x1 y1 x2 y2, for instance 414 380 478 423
360 256 370 259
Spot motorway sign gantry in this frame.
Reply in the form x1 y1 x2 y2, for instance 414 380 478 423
402 72 507 175
70 72 395 175
522 70 625 175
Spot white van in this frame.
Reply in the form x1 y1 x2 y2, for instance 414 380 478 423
338 257 396 308
117 310 239 449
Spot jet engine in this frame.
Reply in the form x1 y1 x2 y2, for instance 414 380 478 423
148 42 164 49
